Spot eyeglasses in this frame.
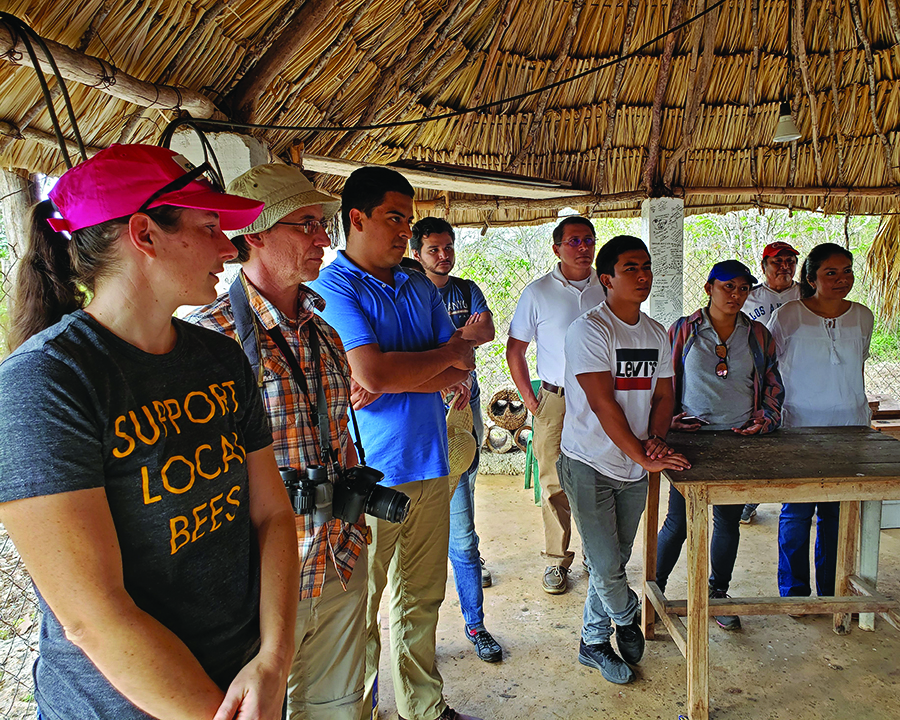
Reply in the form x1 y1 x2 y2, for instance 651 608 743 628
555 236 596 248
275 219 329 235
715 343 728 378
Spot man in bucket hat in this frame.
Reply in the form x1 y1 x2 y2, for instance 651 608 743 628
187 163 369 720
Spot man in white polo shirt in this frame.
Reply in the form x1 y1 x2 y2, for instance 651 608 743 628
506 216 606 594
559 235 690 684
741 240 800 523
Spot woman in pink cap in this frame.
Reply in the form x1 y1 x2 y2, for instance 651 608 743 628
0 145 299 720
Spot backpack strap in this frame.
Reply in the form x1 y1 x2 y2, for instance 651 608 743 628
228 273 265 387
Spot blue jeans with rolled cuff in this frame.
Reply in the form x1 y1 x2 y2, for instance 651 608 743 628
777 501 839 597
448 399 486 631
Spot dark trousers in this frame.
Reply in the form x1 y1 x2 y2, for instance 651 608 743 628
656 484 743 592
777 502 839 597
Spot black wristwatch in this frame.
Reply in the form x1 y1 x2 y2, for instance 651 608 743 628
647 434 665 442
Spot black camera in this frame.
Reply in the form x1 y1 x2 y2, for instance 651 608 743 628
333 465 410 524
279 465 333 526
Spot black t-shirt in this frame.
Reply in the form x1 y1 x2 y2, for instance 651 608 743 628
0 311 272 719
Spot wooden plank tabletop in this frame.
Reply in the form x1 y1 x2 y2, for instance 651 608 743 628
665 427 900 485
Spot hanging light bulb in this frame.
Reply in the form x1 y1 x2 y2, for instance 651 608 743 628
773 102 802 143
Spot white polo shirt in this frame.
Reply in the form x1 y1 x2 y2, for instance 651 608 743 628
744 281 800 327
508 264 606 387
561 303 673 481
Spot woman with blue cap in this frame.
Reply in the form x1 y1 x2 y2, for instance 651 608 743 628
655 260 785 630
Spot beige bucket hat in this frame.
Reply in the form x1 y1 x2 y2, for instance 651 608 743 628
446 402 477 480
225 163 340 237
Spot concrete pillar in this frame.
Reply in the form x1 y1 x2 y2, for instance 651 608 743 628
168 131 271 187
640 197 684 329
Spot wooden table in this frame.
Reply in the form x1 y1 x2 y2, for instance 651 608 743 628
640 427 900 720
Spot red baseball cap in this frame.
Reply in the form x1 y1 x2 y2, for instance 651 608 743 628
762 241 800 259
47 144 264 233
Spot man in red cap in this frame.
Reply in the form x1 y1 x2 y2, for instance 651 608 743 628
744 241 801 328
741 240 800 523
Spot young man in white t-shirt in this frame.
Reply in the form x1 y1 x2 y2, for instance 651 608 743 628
559 235 690 685
506 217 606 595
741 240 799 523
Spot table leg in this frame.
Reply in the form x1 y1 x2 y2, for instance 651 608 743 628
858 501 882 631
685 484 709 720
834 500 860 635
642 472 661 640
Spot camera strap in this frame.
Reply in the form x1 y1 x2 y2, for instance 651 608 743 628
266 322 340 469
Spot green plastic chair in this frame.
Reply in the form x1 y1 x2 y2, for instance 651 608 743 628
523 379 541 505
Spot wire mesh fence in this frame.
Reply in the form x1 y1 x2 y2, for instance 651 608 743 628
0 207 897 716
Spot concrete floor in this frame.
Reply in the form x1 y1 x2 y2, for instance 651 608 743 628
375 474 900 720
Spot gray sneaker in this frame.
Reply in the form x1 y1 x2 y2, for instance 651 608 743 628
578 639 635 684
542 565 568 594
480 557 492 588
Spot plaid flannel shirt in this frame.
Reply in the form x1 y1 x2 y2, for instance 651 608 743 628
187 274 366 599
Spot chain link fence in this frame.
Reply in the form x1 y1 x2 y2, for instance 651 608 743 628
0 207 897 716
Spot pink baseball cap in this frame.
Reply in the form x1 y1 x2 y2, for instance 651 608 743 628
47 144 264 233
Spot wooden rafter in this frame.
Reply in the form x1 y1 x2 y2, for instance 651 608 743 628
826 0 847 187
504 0 588 173
0 120 102 156
230 0 338 123
160 0 235 83
269 0 379 127
0 21 217 117
662 0 719 189
848 0 898 184
794 0 823 186
228 1 304 93
594 0 639 195
330 0 471 158
449 0 519 164
747 0 760 187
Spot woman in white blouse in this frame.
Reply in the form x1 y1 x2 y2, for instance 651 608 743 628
769 242 873 599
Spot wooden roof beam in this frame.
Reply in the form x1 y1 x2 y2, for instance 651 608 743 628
0 20 217 117
0 120 102 157
505 0 588 174
795 0 823 186
229 0 338 124
595 0 639 195
826 0 847 187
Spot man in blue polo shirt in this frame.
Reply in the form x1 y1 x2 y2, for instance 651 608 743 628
310 167 481 720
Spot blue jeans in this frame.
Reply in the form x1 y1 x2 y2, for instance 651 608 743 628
778 502 840 597
558 453 647 645
656 485 743 592
448 399 485 630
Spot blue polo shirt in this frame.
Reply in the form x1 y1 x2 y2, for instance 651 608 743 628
310 251 456 487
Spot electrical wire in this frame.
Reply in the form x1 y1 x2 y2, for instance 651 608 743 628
160 0 728 136
0 12 87 167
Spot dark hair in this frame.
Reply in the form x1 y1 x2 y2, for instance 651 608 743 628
341 166 415 237
799 242 853 299
552 216 595 244
7 200 183 352
410 216 454 252
399 256 425 273
229 235 250 263
595 235 649 294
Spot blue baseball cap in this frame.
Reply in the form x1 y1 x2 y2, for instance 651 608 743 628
707 260 758 285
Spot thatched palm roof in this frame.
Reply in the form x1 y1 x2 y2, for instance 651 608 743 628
0 0 898 226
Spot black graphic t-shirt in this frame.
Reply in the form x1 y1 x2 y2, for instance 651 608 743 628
0 311 272 719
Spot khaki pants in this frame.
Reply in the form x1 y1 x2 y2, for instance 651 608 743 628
287 544 368 720
361 477 450 720
532 388 574 569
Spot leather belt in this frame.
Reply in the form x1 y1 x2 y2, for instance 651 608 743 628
540 380 564 397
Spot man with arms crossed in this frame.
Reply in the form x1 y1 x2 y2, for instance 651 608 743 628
187 165 367 719
411 217 503 663
310 168 481 720
741 240 799 523
506 216 606 594
558 235 690 684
